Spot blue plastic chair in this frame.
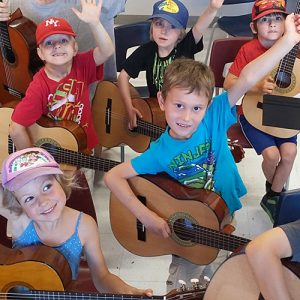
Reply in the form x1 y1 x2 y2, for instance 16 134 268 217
205 0 254 63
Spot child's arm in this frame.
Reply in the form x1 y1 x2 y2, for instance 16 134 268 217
9 121 32 150
245 227 293 300
228 13 300 108
224 72 276 95
192 0 224 44
104 162 171 238
72 0 114 66
81 214 153 295
118 70 143 130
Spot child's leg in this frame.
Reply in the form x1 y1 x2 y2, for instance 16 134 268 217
261 146 280 186
271 142 297 192
246 224 296 300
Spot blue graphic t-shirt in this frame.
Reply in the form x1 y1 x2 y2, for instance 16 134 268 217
132 92 246 214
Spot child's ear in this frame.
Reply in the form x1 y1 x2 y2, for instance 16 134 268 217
73 41 79 56
157 91 165 111
250 22 257 34
37 47 44 61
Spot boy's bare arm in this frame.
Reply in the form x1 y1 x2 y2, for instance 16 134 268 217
104 162 171 238
192 0 224 44
72 0 114 66
118 70 143 130
9 121 32 150
228 14 300 108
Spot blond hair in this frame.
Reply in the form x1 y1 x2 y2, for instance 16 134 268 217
160 58 215 102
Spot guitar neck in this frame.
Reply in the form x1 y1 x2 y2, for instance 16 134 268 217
189 223 250 252
9 291 163 300
8 138 120 172
0 21 12 51
135 119 165 139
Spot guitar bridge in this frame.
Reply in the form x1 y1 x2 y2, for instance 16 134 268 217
105 98 112 133
137 196 146 241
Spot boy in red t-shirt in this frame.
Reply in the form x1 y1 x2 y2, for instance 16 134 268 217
9 0 113 151
224 0 297 223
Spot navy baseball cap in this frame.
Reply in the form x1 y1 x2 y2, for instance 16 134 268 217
148 0 189 29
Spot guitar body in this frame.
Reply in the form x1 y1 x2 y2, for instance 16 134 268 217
92 81 165 153
0 9 43 105
204 250 300 300
242 55 300 138
0 107 87 171
110 173 230 265
0 244 71 292
0 244 206 298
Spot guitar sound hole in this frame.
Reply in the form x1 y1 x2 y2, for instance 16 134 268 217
275 71 291 89
7 285 30 298
3 46 16 64
173 218 195 242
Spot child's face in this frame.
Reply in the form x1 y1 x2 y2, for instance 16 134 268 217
157 87 209 140
254 14 285 43
152 18 181 49
14 175 66 223
37 34 78 66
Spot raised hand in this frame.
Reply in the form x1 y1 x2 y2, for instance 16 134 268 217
72 0 102 25
0 0 10 22
210 0 224 10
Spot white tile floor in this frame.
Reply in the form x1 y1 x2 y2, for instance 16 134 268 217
92 28 300 295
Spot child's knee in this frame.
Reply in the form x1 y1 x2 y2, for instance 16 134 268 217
262 147 280 164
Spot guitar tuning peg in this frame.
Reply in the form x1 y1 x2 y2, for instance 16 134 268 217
178 279 186 291
190 278 199 289
203 276 210 282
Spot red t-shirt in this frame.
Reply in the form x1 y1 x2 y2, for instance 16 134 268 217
12 50 102 150
229 38 268 77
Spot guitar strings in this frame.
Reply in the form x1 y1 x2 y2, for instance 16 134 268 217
0 291 202 299
274 2 300 88
8 139 120 172
135 219 250 252
0 22 15 90
104 110 165 136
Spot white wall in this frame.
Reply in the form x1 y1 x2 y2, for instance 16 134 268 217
123 0 297 17
123 0 253 17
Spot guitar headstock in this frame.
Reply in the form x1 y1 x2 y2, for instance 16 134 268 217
166 279 207 300
228 139 245 163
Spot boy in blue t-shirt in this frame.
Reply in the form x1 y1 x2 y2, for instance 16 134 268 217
105 12 300 291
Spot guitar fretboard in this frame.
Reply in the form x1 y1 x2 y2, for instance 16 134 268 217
8 138 120 172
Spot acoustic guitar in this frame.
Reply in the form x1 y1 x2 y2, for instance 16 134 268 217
0 8 43 106
92 81 245 162
92 80 166 153
242 2 300 138
0 243 206 299
0 107 121 173
110 173 250 265
203 249 300 300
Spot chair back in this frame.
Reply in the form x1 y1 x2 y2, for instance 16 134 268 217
209 37 253 150
114 21 151 72
209 37 252 91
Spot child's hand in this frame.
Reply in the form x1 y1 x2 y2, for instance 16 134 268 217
143 211 171 238
260 75 275 94
127 287 153 297
284 13 300 45
127 107 143 130
0 0 10 21
72 0 102 25
210 0 224 10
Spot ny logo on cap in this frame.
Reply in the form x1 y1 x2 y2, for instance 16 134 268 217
45 18 60 27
